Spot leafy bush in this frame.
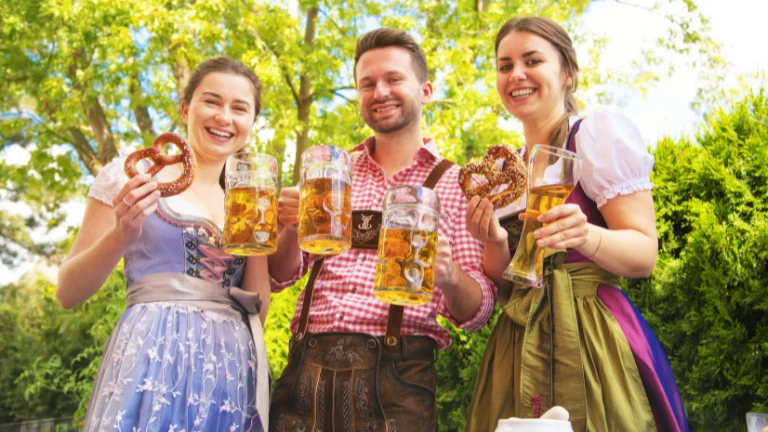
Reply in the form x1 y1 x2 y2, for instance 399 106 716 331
625 90 768 431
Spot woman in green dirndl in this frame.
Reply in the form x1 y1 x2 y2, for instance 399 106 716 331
464 17 689 432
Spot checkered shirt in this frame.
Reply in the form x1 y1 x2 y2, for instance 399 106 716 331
270 137 496 350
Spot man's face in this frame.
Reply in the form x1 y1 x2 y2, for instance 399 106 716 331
355 47 432 134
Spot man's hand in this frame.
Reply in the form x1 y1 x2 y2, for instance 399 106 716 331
277 186 300 234
434 236 459 289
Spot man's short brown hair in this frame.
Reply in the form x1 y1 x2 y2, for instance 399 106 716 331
354 28 429 83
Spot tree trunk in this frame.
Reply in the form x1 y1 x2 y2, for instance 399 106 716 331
171 50 191 131
67 48 118 165
68 127 103 176
476 0 489 12
129 73 156 145
292 6 318 185
83 98 118 164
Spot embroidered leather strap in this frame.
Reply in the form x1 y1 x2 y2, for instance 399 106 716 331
385 158 455 351
295 255 325 342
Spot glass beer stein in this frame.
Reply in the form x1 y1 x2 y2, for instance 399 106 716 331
222 152 279 256
502 145 583 287
297 145 353 255
373 185 441 306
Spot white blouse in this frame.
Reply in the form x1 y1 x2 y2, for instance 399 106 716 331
88 158 222 228
496 110 654 216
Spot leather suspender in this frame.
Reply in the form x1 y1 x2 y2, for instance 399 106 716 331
383 159 454 350
295 158 456 349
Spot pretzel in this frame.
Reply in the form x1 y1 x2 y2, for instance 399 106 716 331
124 132 196 197
459 145 526 209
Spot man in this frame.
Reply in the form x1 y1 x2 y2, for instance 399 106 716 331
268 28 495 432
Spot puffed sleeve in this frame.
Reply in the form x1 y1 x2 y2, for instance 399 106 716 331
86 158 128 207
575 111 654 207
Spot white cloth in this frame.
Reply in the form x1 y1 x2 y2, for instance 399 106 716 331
495 110 654 216
575 110 654 208
88 158 223 228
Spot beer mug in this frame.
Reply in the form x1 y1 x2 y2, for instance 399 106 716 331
373 185 440 306
502 145 582 287
222 152 279 256
297 145 353 255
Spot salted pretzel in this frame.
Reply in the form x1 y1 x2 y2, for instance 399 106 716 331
124 132 196 197
458 145 526 209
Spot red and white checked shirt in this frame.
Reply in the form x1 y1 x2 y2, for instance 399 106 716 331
270 137 496 350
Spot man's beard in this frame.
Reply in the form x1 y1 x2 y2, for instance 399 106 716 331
363 99 418 134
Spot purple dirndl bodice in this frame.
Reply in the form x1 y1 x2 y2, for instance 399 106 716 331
124 200 246 286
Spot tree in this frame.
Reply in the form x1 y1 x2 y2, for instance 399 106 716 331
0 268 125 425
1 0 722 266
626 89 768 431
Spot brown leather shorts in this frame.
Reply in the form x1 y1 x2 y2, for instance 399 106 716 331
269 333 438 432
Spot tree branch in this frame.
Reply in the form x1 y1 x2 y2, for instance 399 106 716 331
311 86 355 101
68 127 102 176
259 39 301 105
318 8 348 38
66 47 118 164
129 72 156 145
171 46 190 101
292 6 318 184
331 89 355 105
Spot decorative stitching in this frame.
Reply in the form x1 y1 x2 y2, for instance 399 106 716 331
316 379 326 432
323 337 362 364
289 420 307 432
354 375 373 419
343 381 352 432
298 373 312 415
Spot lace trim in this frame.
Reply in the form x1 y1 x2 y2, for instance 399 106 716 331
594 179 654 208
87 158 127 206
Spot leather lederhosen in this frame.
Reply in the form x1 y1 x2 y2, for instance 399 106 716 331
270 159 454 432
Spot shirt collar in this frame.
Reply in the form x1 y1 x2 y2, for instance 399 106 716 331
351 137 441 163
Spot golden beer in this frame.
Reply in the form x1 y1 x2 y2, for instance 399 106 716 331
502 143 582 287
298 177 352 255
373 228 438 306
222 152 278 256
223 186 278 256
502 184 574 286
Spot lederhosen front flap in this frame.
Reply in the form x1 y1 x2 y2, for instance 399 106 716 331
295 158 455 351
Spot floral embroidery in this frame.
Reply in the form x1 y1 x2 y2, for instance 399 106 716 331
85 303 258 431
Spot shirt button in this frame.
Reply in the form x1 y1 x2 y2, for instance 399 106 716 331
351 287 357 294
338 313 344 320
360 255 367 262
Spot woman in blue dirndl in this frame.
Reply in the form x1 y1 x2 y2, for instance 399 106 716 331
58 56 270 432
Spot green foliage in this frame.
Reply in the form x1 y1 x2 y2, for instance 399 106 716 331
435 312 500 431
0 267 125 426
625 90 768 431
263 275 305 379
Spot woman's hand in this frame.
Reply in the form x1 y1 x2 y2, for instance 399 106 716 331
111 174 160 246
466 196 508 246
533 203 590 250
